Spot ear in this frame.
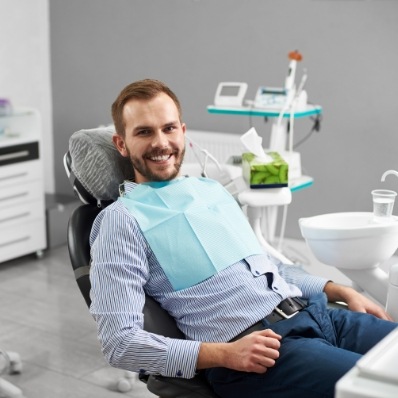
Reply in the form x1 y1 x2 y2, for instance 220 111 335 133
113 133 128 157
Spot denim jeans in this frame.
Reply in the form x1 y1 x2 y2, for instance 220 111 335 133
205 293 397 398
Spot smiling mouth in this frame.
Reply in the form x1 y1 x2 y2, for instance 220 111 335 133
148 154 172 162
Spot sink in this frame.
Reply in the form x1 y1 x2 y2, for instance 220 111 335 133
299 212 398 270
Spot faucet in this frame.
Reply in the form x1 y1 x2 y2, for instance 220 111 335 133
381 169 398 182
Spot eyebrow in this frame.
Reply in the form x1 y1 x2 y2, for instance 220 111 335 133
164 121 179 128
133 121 179 133
133 125 151 133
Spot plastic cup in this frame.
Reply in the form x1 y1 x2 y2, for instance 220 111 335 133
371 189 397 223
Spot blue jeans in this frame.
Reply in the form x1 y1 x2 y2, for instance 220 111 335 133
205 293 397 398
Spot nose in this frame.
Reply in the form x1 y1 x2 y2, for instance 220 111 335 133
151 130 169 148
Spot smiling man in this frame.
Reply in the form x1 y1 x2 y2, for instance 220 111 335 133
89 79 397 398
111 82 186 183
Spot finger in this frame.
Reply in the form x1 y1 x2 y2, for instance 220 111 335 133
352 303 393 321
250 363 269 374
264 337 281 350
255 350 279 367
252 342 280 360
376 310 393 321
250 331 281 350
386 313 394 321
257 328 282 339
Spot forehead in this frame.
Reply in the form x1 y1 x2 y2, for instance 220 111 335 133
123 93 179 127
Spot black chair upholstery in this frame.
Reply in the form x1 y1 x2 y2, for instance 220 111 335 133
67 204 100 307
67 202 219 398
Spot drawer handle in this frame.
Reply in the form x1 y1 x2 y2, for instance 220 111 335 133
0 150 30 162
0 172 28 182
0 236 30 248
0 212 30 224
0 192 29 202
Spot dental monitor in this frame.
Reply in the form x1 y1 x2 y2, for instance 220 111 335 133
214 82 248 107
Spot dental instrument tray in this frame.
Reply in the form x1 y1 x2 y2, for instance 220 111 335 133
242 151 288 189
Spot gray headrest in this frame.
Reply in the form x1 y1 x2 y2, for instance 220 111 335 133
68 127 133 202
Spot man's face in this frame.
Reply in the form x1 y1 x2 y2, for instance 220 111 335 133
113 93 186 183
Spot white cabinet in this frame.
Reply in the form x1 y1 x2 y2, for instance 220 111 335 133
0 108 46 263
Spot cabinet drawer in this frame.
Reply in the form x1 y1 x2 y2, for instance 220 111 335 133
0 141 39 167
0 180 43 208
0 159 42 188
0 219 46 264
0 200 44 228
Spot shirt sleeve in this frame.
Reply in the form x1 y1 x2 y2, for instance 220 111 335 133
275 259 329 298
89 205 201 379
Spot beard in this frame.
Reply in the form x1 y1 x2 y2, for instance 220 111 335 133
128 147 186 182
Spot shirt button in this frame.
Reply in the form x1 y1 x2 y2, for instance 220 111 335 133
176 370 183 377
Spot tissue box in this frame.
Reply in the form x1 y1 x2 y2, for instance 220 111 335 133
242 151 289 188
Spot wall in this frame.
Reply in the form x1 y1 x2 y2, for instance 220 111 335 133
50 0 398 238
0 0 54 193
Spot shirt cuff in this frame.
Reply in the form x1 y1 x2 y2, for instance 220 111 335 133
299 274 329 298
164 339 201 379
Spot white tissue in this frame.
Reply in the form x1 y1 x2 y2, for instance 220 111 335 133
240 128 273 162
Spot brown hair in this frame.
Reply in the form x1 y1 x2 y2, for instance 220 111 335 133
111 79 182 137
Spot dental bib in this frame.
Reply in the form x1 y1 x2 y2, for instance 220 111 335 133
121 177 264 290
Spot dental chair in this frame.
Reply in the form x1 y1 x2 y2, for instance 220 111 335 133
64 127 219 397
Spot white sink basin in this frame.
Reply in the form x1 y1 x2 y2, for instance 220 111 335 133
299 212 398 270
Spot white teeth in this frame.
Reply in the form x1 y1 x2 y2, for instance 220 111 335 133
150 155 170 161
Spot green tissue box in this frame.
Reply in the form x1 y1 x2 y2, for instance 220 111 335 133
242 152 289 188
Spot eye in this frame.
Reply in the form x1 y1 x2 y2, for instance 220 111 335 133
164 125 176 133
136 129 151 136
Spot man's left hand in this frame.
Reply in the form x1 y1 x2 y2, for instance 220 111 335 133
323 281 393 321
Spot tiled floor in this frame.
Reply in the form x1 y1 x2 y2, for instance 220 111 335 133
0 245 156 398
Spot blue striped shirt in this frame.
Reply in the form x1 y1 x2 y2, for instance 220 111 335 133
89 181 328 379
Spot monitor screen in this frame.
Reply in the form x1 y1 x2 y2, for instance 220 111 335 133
220 85 241 97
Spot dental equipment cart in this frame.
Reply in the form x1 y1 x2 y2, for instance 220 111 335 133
207 104 322 252
207 103 322 187
207 103 322 174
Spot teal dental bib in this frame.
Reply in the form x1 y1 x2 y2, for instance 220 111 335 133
121 177 264 291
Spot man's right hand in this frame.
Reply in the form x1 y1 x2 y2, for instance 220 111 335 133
197 328 282 374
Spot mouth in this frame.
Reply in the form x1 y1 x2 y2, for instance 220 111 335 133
148 153 173 162
132 147 185 182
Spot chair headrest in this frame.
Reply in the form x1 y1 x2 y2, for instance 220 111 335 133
67 127 133 206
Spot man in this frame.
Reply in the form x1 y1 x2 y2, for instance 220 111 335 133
89 79 396 398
